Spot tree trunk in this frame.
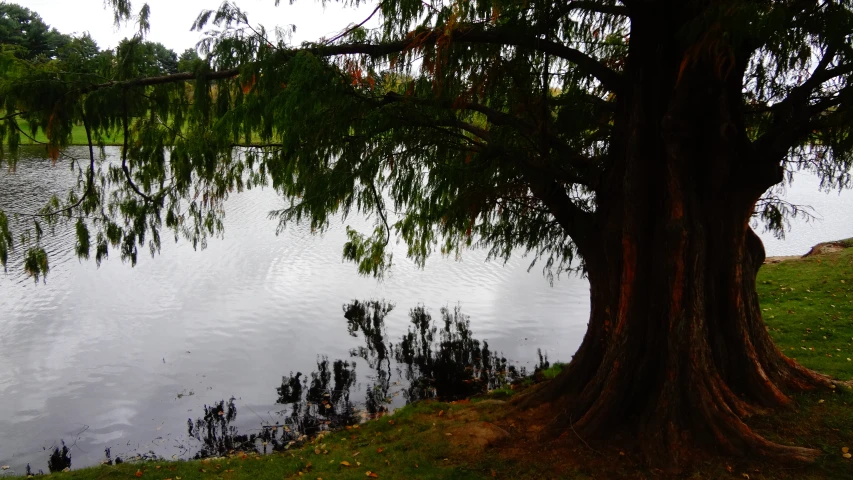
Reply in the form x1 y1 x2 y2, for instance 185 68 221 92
520 3 841 466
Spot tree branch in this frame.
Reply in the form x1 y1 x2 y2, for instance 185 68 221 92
79 25 622 94
379 92 601 187
121 103 155 203
368 180 390 248
0 111 24 122
751 36 852 163
523 170 594 252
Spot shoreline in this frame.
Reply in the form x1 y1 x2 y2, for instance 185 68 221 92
764 237 853 264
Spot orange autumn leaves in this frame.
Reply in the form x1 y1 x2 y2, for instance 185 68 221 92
343 59 376 89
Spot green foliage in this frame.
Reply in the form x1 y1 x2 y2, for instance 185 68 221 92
23 246 48 281
0 209 12 269
0 3 70 60
75 218 90 259
0 0 851 281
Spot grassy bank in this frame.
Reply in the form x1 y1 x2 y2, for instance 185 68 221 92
758 241 853 380
10 243 853 479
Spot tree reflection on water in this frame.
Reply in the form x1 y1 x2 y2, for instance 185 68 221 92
45 301 537 469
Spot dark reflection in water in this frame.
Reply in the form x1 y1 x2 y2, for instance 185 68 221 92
33 301 541 472
47 442 71 473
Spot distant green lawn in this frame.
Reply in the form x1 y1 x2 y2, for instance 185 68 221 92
12 120 123 146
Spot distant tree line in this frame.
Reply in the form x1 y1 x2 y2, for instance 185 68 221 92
0 2 198 74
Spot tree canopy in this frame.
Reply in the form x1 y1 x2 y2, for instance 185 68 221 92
0 3 70 60
0 0 850 280
1 0 853 464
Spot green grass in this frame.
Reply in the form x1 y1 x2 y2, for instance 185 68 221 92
12 120 123 146
759 242 853 380
37 400 565 480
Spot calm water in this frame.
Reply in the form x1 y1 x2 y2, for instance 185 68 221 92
1 147 851 474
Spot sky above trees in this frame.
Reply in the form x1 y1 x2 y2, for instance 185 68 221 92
20 0 380 51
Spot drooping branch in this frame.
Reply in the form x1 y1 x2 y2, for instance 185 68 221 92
17 116 98 219
0 111 24 122
368 180 391 248
121 102 155 203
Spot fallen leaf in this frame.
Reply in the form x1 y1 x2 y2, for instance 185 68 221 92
490 469 497 477
366 472 379 478
135 470 143 477
357 461 361 466
445 433 452 436
387 420 395 425
819 399 825 404
314 448 321 455
340 461 351 467
438 410 444 417
376 447 384 453
353 451 360 457
844 453 852 459
843 447 849 453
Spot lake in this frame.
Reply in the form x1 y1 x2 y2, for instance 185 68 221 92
1 147 851 474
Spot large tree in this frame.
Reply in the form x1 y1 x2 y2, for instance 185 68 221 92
1 0 852 466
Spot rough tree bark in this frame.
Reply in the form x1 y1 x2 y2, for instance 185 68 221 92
519 2 843 466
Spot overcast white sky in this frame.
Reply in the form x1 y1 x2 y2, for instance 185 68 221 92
18 0 380 52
